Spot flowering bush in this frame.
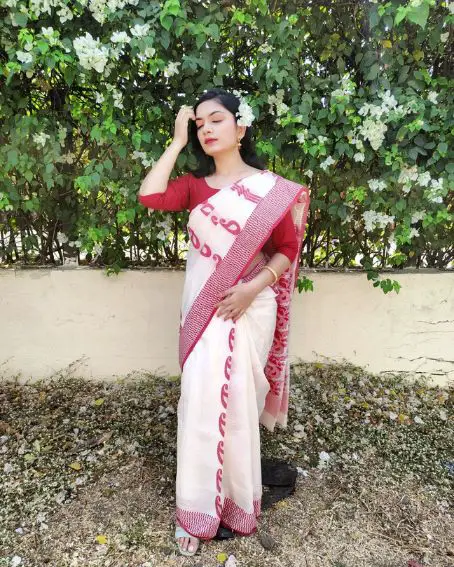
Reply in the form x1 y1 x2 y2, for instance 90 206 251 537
0 0 452 291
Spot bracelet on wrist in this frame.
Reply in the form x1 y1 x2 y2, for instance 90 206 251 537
262 265 278 285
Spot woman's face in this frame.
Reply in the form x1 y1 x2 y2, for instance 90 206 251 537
195 99 244 156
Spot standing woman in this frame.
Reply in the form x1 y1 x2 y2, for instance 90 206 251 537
138 88 310 556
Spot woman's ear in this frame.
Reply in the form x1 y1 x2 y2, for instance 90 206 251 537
238 125 246 140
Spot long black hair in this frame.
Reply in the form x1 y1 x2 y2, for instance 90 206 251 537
188 88 266 178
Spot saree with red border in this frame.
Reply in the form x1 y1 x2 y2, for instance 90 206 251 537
176 169 310 539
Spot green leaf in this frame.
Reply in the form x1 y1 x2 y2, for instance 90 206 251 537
132 131 142 150
437 142 448 155
7 149 19 167
104 159 113 171
36 40 49 54
407 3 430 29
13 12 28 27
160 14 173 31
365 63 380 81
369 6 380 29
394 6 408 26
63 66 76 86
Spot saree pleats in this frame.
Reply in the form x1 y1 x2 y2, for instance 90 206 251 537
176 273 277 538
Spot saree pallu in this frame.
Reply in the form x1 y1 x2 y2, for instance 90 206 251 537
176 170 310 539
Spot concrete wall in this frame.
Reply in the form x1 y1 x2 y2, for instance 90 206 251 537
1 268 453 385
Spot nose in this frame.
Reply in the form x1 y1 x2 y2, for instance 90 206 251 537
201 123 212 136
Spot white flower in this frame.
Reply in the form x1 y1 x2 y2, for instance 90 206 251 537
368 179 387 192
409 228 420 239
411 210 425 224
268 90 288 117
236 100 255 127
318 451 331 468
58 125 67 146
130 23 150 37
427 91 438 104
57 232 69 245
258 42 273 54
4 462 14 473
11 557 22 567
163 61 180 78
320 156 335 170
73 33 109 73
143 46 156 58
57 4 73 23
414 416 424 424
17 51 33 64
353 152 365 162
362 210 395 232
389 411 398 420
418 171 431 187
425 178 445 204
430 177 444 191
439 409 447 421
96 92 105 104
112 90 123 109
317 135 328 144
305 169 313 179
358 118 387 150
378 89 398 110
449 2 454 14
41 26 54 38
441 32 449 43
92 243 103 258
33 132 50 148
59 152 75 164
132 150 154 168
397 164 418 193
111 31 130 43
297 130 308 144
331 73 355 101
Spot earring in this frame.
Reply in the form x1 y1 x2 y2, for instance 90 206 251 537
237 138 242 148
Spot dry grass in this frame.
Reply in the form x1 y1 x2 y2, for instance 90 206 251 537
1 362 453 567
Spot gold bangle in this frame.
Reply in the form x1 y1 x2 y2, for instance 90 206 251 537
262 265 278 284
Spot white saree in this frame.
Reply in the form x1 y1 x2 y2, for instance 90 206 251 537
176 169 310 539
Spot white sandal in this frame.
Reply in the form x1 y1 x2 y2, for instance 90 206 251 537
175 525 200 557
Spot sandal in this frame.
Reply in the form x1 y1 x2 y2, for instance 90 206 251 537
175 525 200 557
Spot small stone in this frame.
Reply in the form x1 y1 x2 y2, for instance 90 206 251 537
259 531 276 550
446 547 454 557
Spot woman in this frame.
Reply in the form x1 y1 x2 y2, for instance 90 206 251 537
138 88 310 556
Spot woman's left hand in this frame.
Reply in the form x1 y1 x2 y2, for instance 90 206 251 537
215 282 258 322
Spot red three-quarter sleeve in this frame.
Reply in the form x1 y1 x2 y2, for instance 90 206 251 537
138 173 191 211
268 210 299 263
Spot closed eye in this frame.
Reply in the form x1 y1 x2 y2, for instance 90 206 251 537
197 120 222 130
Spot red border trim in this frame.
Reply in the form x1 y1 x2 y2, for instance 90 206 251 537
179 176 308 369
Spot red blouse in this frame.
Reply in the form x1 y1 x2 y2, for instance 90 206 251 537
138 173 299 262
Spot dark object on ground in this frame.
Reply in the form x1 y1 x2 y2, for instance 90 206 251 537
214 525 235 540
261 458 298 510
258 531 277 550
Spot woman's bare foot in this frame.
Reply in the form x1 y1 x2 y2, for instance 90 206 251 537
177 535 199 554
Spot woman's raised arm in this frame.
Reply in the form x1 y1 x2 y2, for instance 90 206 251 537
138 105 195 197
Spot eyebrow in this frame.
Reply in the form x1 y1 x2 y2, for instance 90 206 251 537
195 110 225 122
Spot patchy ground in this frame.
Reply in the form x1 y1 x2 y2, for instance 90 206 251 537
0 362 453 567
